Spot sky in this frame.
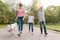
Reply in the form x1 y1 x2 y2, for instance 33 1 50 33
20 0 60 9
20 0 33 6
2 0 60 9
40 0 60 9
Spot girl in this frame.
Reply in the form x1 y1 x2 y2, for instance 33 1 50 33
28 11 34 35
16 3 24 36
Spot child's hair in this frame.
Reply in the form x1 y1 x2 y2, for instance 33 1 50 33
29 11 34 16
39 6 44 12
19 3 23 7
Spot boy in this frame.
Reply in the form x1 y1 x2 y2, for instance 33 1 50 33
38 7 48 36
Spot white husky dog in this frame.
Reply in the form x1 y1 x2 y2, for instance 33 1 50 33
7 23 17 35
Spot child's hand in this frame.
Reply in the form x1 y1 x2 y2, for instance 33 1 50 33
15 17 17 21
38 17 40 22
22 18 24 20
39 19 40 22
27 22 28 24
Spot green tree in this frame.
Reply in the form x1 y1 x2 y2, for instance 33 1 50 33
45 6 60 24
0 1 16 24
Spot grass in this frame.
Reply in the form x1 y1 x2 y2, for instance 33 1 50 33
46 25 60 31
0 24 7 28
35 24 60 31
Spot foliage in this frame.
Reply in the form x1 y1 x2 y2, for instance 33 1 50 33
45 6 60 24
0 1 16 24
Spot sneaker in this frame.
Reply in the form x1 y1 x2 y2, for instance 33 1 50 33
20 31 22 34
41 32 43 34
17 34 21 37
28 31 30 33
45 33 48 36
31 32 33 35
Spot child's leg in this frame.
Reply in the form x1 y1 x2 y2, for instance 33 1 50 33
40 22 43 34
31 23 33 32
42 21 47 34
21 18 23 31
20 20 23 34
29 23 31 32
18 25 21 32
17 24 21 36
21 20 23 31
17 17 21 36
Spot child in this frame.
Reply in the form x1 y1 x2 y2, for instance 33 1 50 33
28 11 34 34
38 7 48 36
16 3 24 37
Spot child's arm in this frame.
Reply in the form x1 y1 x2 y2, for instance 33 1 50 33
15 15 18 20
38 12 40 22
33 16 34 21
38 16 40 22
22 9 25 20
33 16 34 24
27 16 29 24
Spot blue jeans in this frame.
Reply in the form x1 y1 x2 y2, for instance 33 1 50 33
17 17 23 31
29 23 33 32
40 21 47 34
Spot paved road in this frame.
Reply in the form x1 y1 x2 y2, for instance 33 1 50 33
0 24 60 40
